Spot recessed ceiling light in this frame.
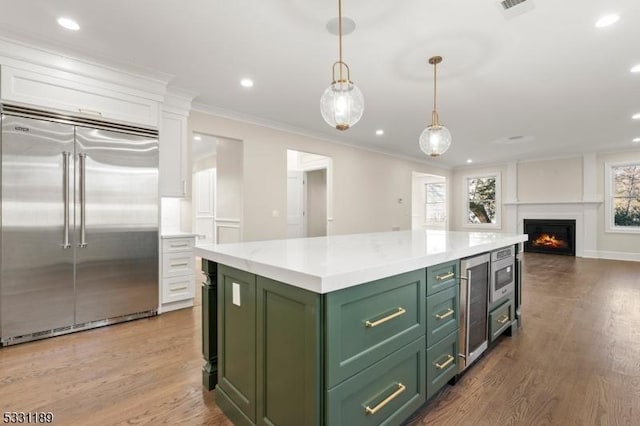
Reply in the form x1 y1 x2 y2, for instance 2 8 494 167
57 17 80 31
194 135 202 141
595 14 619 28
240 78 254 88
631 64 640 73
633 113 640 120
375 129 384 136
466 159 473 164
633 137 640 143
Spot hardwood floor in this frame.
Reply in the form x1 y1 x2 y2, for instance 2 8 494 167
1 253 639 425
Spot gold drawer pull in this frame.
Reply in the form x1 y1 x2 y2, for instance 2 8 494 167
497 315 510 325
364 383 406 415
365 307 406 328
171 262 189 267
435 308 454 320
434 354 455 370
435 271 454 281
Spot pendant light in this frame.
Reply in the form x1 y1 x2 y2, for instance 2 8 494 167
419 56 451 157
320 0 364 131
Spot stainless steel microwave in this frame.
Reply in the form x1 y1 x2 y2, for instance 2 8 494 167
490 246 515 304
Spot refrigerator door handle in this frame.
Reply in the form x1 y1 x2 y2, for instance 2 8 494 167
62 151 71 249
79 153 87 248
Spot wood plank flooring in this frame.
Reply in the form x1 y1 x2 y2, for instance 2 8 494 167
1 253 639 425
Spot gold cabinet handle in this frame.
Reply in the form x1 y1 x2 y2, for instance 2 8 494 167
364 383 406 415
435 308 454 320
434 354 455 370
498 315 510 325
435 271 455 281
365 307 406 328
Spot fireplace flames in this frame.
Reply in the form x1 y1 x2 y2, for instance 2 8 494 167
533 233 568 249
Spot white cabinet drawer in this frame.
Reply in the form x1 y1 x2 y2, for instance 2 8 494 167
162 252 195 278
162 275 195 304
1 65 159 127
162 237 195 253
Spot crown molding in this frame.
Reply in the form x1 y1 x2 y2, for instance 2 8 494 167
191 101 452 171
0 34 172 97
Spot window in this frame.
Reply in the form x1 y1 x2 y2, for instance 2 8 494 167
605 162 640 233
425 182 446 225
464 173 500 228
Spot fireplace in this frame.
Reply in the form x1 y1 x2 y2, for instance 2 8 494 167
523 219 576 256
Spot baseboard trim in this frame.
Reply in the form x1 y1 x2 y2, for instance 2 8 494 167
582 250 640 262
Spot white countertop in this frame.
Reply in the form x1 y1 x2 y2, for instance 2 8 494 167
195 230 528 294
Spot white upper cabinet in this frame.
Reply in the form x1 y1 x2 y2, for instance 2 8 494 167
159 90 195 197
0 64 161 127
0 38 167 128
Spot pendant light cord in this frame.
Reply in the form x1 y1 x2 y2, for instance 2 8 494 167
338 0 343 82
433 61 437 112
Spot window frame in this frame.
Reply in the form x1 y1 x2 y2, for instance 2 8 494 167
462 172 501 229
604 161 640 234
424 181 447 227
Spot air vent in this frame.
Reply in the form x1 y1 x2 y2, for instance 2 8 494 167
499 0 535 18
501 0 527 10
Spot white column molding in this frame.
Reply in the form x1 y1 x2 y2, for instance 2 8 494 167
581 153 598 255
504 161 518 233
582 153 598 201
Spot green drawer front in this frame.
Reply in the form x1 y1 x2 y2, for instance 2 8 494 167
426 285 459 348
327 337 426 426
426 260 459 296
326 269 426 388
489 300 513 342
426 330 458 400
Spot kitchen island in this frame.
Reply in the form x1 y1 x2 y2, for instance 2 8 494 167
196 230 528 426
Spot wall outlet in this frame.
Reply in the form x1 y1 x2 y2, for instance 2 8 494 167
232 282 241 306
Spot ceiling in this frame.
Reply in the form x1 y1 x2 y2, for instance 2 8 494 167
1 0 639 167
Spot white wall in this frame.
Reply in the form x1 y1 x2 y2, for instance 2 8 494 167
450 152 640 259
517 157 583 202
188 111 451 242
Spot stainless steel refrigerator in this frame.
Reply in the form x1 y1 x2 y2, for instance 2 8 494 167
0 105 158 346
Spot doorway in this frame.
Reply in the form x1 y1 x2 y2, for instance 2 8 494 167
191 133 216 244
287 150 332 238
412 172 448 230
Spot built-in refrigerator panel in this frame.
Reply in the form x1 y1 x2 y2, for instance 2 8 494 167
73 126 158 324
0 115 76 339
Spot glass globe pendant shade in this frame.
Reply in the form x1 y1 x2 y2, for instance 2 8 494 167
320 80 364 131
419 124 452 157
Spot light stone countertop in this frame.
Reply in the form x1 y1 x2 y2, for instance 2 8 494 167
195 230 528 294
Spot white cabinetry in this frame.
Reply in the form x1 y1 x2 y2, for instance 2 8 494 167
160 234 196 312
159 90 195 197
0 63 161 127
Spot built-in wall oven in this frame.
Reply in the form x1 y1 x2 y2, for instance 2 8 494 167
490 246 515 304
458 253 490 372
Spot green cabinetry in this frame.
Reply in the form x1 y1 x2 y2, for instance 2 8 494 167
217 266 257 423
426 259 458 296
216 265 321 426
326 337 426 426
426 330 458 399
209 253 519 425
489 299 513 343
325 269 425 387
425 260 460 400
